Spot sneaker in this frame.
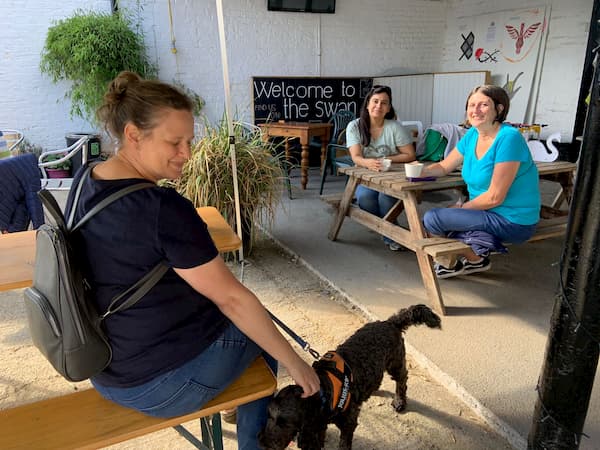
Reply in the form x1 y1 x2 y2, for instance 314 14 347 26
461 257 491 274
387 241 406 251
434 259 464 279
222 408 237 424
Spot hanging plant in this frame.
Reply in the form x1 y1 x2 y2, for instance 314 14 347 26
40 10 157 123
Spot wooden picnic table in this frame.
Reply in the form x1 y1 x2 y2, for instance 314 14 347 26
0 206 241 293
328 160 577 315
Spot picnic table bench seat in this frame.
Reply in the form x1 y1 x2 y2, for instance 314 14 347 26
414 215 570 267
0 356 276 450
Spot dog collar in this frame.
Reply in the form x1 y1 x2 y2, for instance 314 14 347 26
314 351 352 416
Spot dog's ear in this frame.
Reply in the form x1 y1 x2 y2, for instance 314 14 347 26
290 385 304 397
275 385 304 397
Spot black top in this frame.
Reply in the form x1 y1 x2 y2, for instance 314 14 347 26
65 166 227 387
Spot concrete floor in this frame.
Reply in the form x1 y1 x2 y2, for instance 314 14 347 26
267 167 600 450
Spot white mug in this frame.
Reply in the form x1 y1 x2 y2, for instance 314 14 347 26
381 158 392 171
405 162 424 178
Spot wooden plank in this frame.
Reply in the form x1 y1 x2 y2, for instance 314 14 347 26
0 230 36 291
320 193 343 207
196 206 242 253
347 205 414 248
415 216 569 259
0 357 276 450
328 177 358 241
0 208 240 292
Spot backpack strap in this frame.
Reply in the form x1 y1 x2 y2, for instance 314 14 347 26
100 262 169 320
69 165 155 232
67 164 95 229
63 164 167 318
38 190 67 230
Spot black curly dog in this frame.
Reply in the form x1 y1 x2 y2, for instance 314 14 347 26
258 304 441 450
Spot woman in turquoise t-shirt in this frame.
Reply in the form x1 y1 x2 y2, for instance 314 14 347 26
346 85 416 251
422 85 540 278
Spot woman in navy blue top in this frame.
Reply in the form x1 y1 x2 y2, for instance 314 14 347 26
66 71 319 450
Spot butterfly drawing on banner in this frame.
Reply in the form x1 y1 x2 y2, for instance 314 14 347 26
504 21 542 59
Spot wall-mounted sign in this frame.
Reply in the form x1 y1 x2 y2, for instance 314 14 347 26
253 77 372 124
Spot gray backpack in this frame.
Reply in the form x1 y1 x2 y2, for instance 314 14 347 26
23 167 167 381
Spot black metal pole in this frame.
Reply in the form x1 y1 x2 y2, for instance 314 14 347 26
569 0 599 162
528 50 600 449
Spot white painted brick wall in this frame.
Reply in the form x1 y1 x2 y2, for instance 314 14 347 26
123 0 448 126
0 0 591 149
442 0 594 141
0 1 109 149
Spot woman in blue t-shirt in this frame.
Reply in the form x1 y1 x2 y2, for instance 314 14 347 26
422 85 540 279
66 72 320 450
346 85 416 251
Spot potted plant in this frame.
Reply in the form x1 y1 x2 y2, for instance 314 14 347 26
172 119 286 253
39 10 156 123
43 154 72 178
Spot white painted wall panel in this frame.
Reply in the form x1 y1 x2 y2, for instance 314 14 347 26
374 74 434 127
432 71 488 124
442 0 594 140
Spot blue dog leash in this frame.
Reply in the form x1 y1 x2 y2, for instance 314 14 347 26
267 310 353 415
268 310 320 360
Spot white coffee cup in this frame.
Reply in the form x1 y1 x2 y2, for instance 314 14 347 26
381 158 392 171
405 162 424 178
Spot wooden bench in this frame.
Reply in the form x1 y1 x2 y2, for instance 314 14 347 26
414 215 569 268
0 357 276 450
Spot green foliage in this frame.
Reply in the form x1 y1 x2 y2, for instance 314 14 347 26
40 10 156 123
172 119 286 251
43 153 72 170
15 139 44 158
173 82 205 118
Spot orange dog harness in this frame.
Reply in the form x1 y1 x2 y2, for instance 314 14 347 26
314 351 352 415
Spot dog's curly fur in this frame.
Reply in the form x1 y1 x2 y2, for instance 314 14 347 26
258 304 441 450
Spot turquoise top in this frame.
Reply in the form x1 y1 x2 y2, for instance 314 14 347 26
457 124 540 225
346 119 412 158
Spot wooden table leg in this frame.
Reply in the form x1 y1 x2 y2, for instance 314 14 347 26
284 138 290 162
300 140 309 190
550 172 574 210
328 177 358 241
320 139 327 174
403 192 446 315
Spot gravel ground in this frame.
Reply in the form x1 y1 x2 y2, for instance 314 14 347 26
0 235 514 449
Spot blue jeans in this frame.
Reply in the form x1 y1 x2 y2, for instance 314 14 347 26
91 323 277 450
423 207 536 244
356 185 399 245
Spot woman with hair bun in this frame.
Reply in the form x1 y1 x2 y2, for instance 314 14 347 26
422 85 540 278
65 71 319 449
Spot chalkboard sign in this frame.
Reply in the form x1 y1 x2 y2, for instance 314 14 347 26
253 77 373 124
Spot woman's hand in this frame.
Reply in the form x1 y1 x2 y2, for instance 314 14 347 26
285 358 321 398
366 158 383 171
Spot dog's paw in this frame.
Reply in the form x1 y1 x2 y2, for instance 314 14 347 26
392 397 407 413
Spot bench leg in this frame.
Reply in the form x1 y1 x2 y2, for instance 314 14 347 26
173 413 223 450
328 177 358 241
403 192 446 316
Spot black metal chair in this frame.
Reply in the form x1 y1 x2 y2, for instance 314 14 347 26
319 129 354 195
315 110 355 194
